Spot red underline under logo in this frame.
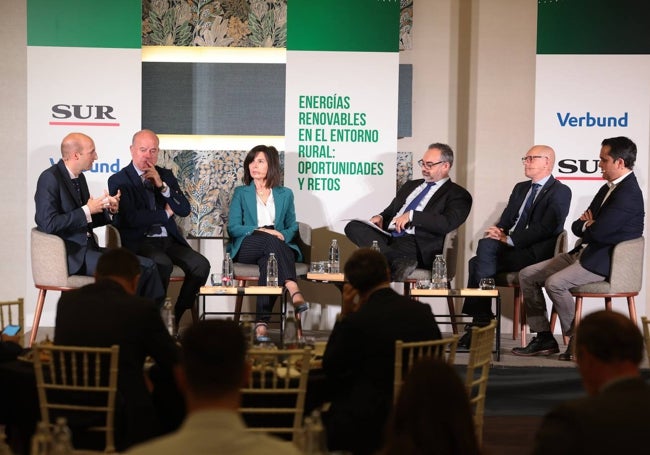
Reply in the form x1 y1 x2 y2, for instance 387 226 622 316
556 176 603 181
49 121 120 127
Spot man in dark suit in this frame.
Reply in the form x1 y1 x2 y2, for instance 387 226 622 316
108 129 210 326
459 145 571 347
533 310 650 454
345 143 472 281
514 136 645 360
322 249 441 455
55 248 182 449
34 132 164 302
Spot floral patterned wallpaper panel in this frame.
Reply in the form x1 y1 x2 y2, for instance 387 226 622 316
143 0 412 49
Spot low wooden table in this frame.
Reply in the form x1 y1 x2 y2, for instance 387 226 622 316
197 285 287 339
410 288 501 360
306 272 345 289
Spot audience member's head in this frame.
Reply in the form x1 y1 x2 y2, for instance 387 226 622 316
344 248 390 294
179 319 248 410
95 247 141 294
575 310 644 396
380 358 480 455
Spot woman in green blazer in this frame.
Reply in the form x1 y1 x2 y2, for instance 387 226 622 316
227 145 307 340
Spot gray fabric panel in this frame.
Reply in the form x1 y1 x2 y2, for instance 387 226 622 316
142 62 286 135
142 62 413 137
398 64 413 138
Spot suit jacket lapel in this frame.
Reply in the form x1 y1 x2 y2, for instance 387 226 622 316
423 179 450 209
529 176 556 212
244 183 258 225
125 162 152 208
272 187 285 221
56 160 82 207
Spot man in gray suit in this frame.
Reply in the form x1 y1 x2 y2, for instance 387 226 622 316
533 310 650 454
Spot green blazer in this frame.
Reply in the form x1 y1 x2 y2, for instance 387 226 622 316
226 182 302 262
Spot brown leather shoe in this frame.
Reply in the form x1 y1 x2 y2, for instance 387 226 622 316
558 336 575 361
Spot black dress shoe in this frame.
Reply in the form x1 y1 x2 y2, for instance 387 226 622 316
392 258 418 282
512 335 559 357
558 336 575 361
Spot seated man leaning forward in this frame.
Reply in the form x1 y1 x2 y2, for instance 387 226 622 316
513 136 644 361
322 248 442 455
345 142 472 281
108 129 210 327
55 247 182 450
459 145 571 348
35 132 164 304
533 310 650 455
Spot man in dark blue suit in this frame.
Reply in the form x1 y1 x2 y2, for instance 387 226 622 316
108 130 210 326
514 136 645 360
459 145 571 347
34 132 163 302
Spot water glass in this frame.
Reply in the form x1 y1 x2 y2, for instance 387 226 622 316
416 280 432 289
210 273 222 286
479 278 496 290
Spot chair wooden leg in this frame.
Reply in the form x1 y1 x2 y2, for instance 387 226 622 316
549 308 568 345
574 296 583 335
446 297 458 334
628 296 637 323
605 297 612 311
30 289 47 347
403 282 412 297
520 303 527 347
512 288 520 341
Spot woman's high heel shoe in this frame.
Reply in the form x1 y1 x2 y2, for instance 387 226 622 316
254 322 271 343
290 291 309 316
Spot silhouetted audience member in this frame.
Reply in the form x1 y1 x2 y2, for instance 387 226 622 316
0 334 22 362
533 310 650 454
380 358 481 455
322 249 441 455
127 319 300 455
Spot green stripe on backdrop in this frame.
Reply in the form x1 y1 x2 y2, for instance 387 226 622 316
288 0 399 52
27 0 141 48
537 0 650 54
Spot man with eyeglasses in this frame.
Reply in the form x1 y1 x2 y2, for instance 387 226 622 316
458 145 571 348
513 136 644 360
344 143 472 281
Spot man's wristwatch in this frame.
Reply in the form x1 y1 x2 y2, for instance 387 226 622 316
157 182 168 193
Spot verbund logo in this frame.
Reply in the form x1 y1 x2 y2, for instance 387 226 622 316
556 159 602 181
556 112 628 128
49 157 121 174
50 104 120 127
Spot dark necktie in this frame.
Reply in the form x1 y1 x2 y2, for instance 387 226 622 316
71 178 82 204
515 183 541 232
392 182 436 237
142 177 157 211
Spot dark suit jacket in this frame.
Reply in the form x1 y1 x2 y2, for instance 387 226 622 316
35 159 111 274
534 377 650 455
571 172 644 278
322 287 441 455
108 162 190 251
379 179 472 265
54 279 180 447
497 176 571 266
226 182 302 261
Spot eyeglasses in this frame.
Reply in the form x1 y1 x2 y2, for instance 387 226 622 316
521 155 548 164
418 159 446 170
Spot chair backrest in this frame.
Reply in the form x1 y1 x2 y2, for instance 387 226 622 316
609 236 645 292
465 320 497 445
641 316 650 364
33 344 120 453
394 336 459 401
31 228 70 286
241 347 312 441
0 298 25 346
555 229 568 255
295 221 312 264
105 224 122 248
